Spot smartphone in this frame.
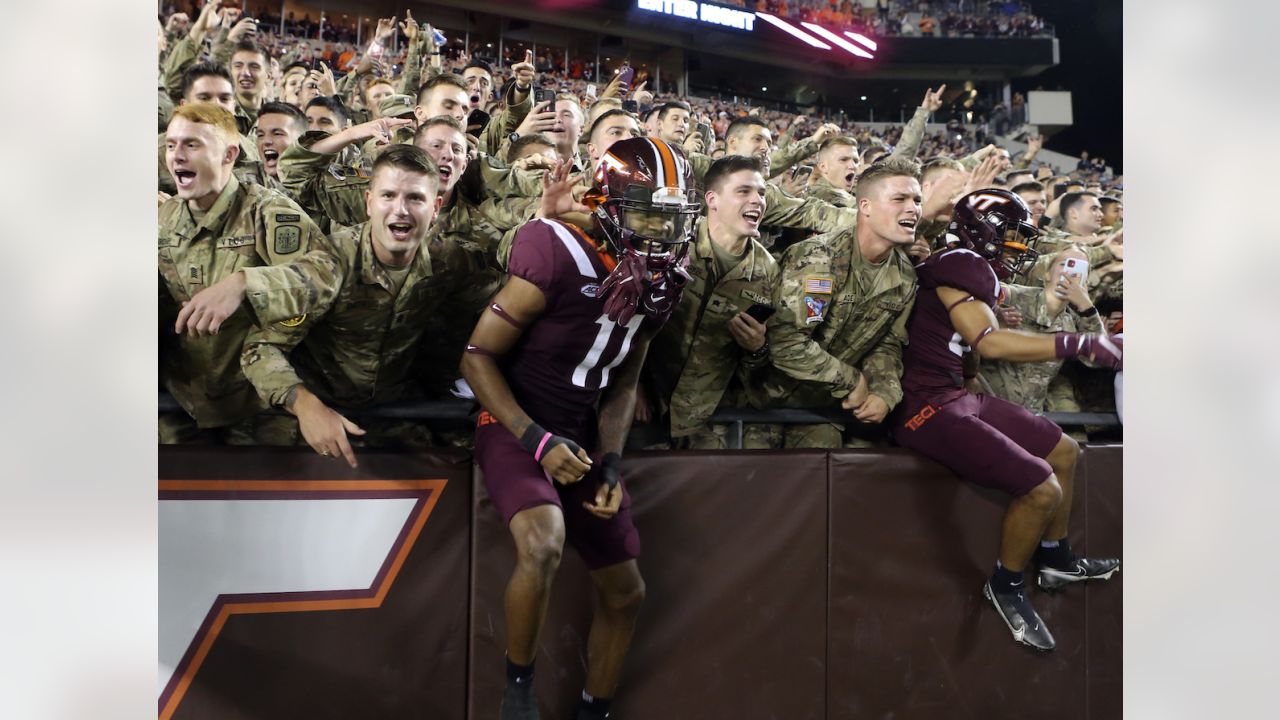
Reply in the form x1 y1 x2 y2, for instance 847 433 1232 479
466 108 491 135
621 99 639 113
695 120 714 149
534 88 556 106
1062 257 1088 282
586 83 598 97
791 165 814 182
617 65 635 91
745 303 776 323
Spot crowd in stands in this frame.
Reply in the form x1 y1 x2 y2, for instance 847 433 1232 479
156 1 1120 457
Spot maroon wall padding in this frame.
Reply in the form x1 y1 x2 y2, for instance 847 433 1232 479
161 447 473 720
160 445 1120 719
827 448 1120 720
1081 445 1123 720
469 451 832 720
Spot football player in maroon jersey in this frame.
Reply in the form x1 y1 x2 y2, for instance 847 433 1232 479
893 188 1122 652
461 137 699 720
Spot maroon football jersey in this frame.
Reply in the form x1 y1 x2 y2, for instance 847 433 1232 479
502 219 664 443
901 247 1002 402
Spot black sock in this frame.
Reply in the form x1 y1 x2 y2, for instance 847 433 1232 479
506 655 534 685
1035 538 1074 570
990 561 1025 595
577 691 612 719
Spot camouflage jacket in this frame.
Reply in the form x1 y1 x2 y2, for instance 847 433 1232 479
981 283 1104 412
648 218 781 436
278 132 541 236
767 136 821 179
890 105 930 161
158 175 325 427
1025 230 1118 289
807 176 855 209
240 222 490 409
756 231 917 410
478 81 535 159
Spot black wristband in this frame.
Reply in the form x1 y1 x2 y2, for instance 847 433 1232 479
519 422 549 456
601 452 622 490
748 339 770 360
1075 305 1099 317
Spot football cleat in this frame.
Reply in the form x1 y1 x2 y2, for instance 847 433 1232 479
500 678 540 720
1038 557 1121 592
983 581 1056 652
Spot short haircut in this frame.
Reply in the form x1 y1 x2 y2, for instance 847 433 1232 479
282 61 309 77
510 133 556 159
170 102 238 144
230 40 268 64
657 100 691 121
861 146 889 165
417 73 468 105
372 143 440 189
1059 191 1099 218
818 136 858 157
257 101 307 132
1099 195 1122 209
181 62 233 98
920 156 964 184
462 58 494 79
555 93 585 123
855 157 921 198
414 114 466 144
364 77 393 100
1006 170 1034 184
305 96 349 126
725 116 769 141
643 107 661 124
704 155 765 192
588 108 638 140
1011 181 1046 195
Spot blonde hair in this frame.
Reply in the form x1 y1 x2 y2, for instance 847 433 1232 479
170 102 238 145
855 157 921 197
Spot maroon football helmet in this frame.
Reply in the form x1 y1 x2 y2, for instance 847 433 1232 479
948 188 1042 280
584 136 700 271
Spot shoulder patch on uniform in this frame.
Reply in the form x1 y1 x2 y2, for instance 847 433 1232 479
803 275 833 295
275 213 301 223
804 295 828 324
274 225 301 254
277 314 306 327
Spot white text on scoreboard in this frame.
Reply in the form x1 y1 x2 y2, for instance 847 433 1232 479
636 0 757 32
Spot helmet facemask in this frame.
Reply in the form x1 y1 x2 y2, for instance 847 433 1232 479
596 182 699 273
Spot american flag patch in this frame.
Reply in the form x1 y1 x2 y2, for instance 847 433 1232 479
805 276 833 294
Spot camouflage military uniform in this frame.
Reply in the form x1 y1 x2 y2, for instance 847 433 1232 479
890 106 930 161
750 230 917 447
768 136 821 179
278 131 542 235
647 218 781 447
1024 230 1118 289
980 283 1105 412
158 175 327 441
477 81 535 159
239 222 490 447
806 176 855 208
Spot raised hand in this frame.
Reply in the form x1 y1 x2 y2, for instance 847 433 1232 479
399 10 419 42
511 50 536 90
537 160 590 220
922 84 947 113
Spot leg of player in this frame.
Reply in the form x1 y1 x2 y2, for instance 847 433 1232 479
984 474 1061 651
1035 434 1121 591
575 560 646 720
501 505 567 720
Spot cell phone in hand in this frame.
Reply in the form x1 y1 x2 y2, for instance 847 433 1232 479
621 99 638 113
1062 257 1088 282
534 88 556 106
617 65 635 91
791 165 814 182
745 303 776 323
695 121 714 149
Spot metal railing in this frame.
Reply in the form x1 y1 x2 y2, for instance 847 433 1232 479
159 393 1119 449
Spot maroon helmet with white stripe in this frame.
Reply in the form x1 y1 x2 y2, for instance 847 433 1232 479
583 136 700 270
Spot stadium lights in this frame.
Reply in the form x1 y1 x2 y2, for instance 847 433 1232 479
754 12 832 50
843 31 879 52
802 22 874 59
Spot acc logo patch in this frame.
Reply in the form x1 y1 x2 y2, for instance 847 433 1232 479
274 225 301 254
277 314 307 328
804 295 827 324
580 283 601 298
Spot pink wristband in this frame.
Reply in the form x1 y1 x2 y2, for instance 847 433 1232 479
533 432 553 461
